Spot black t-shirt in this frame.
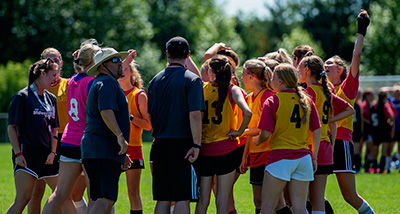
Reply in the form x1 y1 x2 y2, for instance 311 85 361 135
8 86 59 148
148 67 205 139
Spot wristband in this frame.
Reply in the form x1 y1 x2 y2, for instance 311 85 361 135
117 133 123 138
15 152 23 158
193 144 202 149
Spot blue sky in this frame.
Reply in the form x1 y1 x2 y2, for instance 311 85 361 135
215 0 274 18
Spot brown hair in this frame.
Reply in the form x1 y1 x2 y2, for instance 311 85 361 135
29 59 58 85
301 55 332 114
217 50 239 68
40 47 62 60
330 55 348 82
274 64 309 122
292 45 314 62
244 59 273 91
127 61 143 89
209 55 235 114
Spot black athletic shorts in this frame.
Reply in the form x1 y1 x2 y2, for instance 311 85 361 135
127 159 145 170
198 147 241 177
315 164 333 175
13 143 59 179
333 140 355 173
82 158 122 202
393 130 400 142
151 138 198 201
250 164 265 185
59 145 81 159
235 144 245 174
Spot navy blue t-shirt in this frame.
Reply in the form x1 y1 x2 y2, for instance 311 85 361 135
81 74 130 164
8 86 59 148
148 67 205 139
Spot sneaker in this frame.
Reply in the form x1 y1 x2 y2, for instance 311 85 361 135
368 168 375 174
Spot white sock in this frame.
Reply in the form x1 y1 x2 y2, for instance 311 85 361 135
311 211 325 214
74 199 87 214
111 204 115 214
358 200 374 214
385 156 392 170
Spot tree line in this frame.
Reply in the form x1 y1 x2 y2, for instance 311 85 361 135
0 0 399 111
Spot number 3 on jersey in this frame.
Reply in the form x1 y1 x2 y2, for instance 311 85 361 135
290 104 302 128
202 100 223 125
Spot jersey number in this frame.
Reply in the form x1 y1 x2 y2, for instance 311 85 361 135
290 104 302 128
321 101 329 124
202 100 223 125
69 98 80 121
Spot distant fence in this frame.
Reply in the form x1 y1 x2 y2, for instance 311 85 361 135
1 76 400 143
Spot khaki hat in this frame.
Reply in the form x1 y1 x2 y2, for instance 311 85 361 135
87 47 129 77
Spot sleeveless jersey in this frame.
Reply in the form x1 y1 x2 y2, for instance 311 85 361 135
234 88 248 146
49 78 69 133
247 89 274 153
61 74 93 146
266 91 312 151
201 82 238 144
306 84 330 143
125 87 146 147
334 69 359 141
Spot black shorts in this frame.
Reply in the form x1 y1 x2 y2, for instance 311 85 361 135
250 164 265 185
198 147 241 177
127 159 145 170
82 158 122 202
59 145 81 159
393 131 400 142
235 144 245 174
333 140 355 173
151 138 198 201
373 132 391 145
315 164 333 175
13 143 59 179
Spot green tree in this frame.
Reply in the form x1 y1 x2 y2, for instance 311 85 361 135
0 60 31 112
362 0 400 75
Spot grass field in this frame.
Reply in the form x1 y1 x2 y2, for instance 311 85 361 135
0 143 399 213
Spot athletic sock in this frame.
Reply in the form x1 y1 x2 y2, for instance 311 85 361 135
130 210 143 214
111 204 115 214
364 157 371 173
311 211 325 214
324 200 334 214
255 208 261 214
306 200 312 214
358 200 375 214
73 199 87 214
275 206 291 214
385 156 392 172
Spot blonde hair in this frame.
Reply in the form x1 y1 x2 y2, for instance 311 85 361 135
127 61 143 89
41 47 62 60
75 40 100 74
244 59 273 91
264 48 292 65
274 64 309 122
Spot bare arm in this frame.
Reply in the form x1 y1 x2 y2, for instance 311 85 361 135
227 86 252 139
328 106 355 123
311 128 321 172
8 125 26 167
253 130 271 146
185 110 202 163
350 10 369 78
186 56 201 77
204 43 231 61
131 93 152 131
100 109 128 154
44 127 58 165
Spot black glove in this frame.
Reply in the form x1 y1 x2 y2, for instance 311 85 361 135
357 13 370 37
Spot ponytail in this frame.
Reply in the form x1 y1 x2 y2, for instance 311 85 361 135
29 59 58 85
210 55 234 115
295 85 310 122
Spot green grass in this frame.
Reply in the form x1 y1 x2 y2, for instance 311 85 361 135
0 143 399 213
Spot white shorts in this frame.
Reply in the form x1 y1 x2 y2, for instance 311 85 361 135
265 155 314 182
60 155 82 163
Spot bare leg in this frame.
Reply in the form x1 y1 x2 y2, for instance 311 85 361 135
335 172 364 209
126 169 143 211
196 176 213 214
89 198 114 214
42 161 81 214
216 170 236 214
287 179 309 214
155 201 171 214
260 171 287 214
309 174 328 211
7 172 36 214
252 185 262 210
174 200 190 214
28 179 46 214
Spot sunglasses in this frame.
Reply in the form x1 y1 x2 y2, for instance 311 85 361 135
107 57 122 63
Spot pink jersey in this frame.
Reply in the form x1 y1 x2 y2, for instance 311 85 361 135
61 74 94 146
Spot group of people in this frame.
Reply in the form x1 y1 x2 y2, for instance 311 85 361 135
6 8 378 214
352 85 400 174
